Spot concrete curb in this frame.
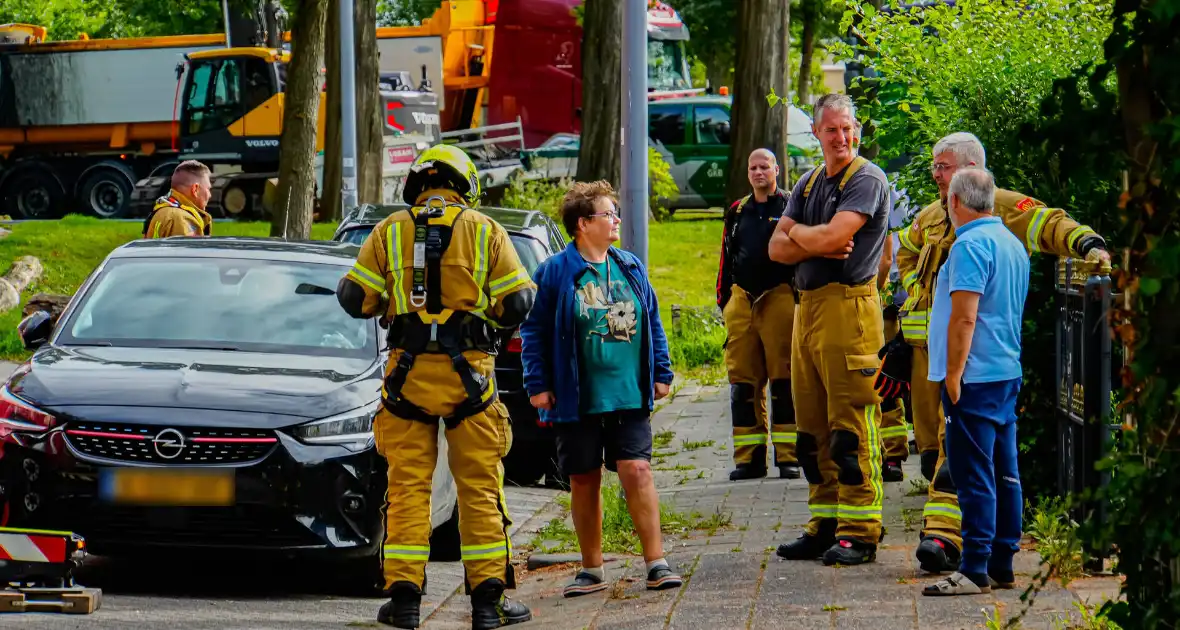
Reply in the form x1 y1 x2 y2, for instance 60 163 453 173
526 553 621 571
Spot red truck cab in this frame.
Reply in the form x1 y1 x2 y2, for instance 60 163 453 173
484 0 694 148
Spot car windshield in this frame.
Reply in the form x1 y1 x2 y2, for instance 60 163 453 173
57 257 377 358
339 227 546 278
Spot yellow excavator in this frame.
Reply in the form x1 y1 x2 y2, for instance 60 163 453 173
129 44 442 218
129 2 444 219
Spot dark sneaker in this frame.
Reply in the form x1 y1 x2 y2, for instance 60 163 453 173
563 570 608 598
377 581 421 628
822 538 877 566
646 565 683 590
916 535 960 574
987 566 1016 589
729 464 767 481
778 464 801 479
883 459 904 482
922 571 991 596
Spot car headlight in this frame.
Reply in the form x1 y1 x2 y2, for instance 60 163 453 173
292 402 378 452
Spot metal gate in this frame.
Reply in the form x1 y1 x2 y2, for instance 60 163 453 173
1054 257 1123 571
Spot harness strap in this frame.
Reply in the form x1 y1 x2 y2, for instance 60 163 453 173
381 350 496 430
409 208 433 309
735 194 751 214
381 309 499 429
406 197 466 313
802 156 868 198
425 221 446 314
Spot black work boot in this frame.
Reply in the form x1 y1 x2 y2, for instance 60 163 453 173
470 578 532 630
920 450 938 481
729 463 767 481
778 464 801 479
776 519 836 560
378 581 422 628
883 459 904 482
822 537 877 566
916 535 960 574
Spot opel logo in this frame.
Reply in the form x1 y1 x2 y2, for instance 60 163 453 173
152 428 186 460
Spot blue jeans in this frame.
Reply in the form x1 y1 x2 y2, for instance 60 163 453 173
941 378 1022 579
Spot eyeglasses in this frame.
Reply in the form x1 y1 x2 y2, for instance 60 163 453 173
931 163 957 174
589 210 620 221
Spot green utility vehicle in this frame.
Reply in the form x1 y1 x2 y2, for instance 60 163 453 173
520 95 820 212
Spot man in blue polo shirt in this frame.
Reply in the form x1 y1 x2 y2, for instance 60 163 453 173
922 167 1030 596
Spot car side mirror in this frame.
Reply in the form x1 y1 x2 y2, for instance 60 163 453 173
18 310 53 350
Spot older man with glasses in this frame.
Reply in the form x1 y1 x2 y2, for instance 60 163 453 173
920 167 1029 596
874 131 1112 577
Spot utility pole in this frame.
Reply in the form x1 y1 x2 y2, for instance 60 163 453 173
620 0 648 265
340 0 359 212
221 0 232 47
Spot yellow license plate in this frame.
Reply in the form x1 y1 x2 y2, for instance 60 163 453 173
101 468 235 506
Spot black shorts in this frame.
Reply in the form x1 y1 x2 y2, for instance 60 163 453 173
553 408 653 476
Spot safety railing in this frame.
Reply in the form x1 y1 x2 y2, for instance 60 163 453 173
1054 256 1123 572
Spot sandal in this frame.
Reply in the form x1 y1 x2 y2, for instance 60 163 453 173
921 571 992 596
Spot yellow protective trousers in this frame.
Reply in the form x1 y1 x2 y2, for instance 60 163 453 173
921 401 964 550
723 284 798 467
910 345 944 479
376 350 515 593
879 313 910 461
792 281 885 545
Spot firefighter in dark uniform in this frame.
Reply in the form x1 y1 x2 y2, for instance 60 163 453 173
336 144 536 629
717 148 800 481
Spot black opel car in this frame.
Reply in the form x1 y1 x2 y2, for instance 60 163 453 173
333 204 568 488
0 237 460 592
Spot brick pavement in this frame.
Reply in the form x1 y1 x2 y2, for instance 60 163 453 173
421 381 1121 629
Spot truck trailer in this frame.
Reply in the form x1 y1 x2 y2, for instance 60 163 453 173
0 24 224 219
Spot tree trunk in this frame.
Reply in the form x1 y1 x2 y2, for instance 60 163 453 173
797 0 817 106
322 4 343 222
356 0 383 206
576 0 622 187
271 0 329 239
725 0 790 201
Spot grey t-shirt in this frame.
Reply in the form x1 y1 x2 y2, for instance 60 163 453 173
784 159 892 291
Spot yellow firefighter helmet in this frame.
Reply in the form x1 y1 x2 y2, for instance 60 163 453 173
402 143 482 206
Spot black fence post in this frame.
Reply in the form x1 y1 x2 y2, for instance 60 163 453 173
1054 257 1121 573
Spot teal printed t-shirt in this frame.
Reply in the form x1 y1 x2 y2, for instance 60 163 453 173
574 256 645 414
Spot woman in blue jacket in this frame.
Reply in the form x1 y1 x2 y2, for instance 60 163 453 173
519 180 679 598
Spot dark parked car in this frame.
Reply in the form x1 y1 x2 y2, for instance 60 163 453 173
333 204 567 488
1 237 460 593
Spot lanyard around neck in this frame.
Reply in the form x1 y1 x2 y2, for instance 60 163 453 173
583 255 616 304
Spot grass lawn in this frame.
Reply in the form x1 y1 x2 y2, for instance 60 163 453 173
646 212 722 312
0 212 725 364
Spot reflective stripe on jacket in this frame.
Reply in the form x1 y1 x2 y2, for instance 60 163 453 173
895 188 1101 346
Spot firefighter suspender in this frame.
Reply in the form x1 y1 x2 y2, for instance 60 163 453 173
382 197 497 429
802 155 868 199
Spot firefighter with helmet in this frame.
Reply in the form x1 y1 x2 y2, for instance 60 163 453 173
336 144 536 629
